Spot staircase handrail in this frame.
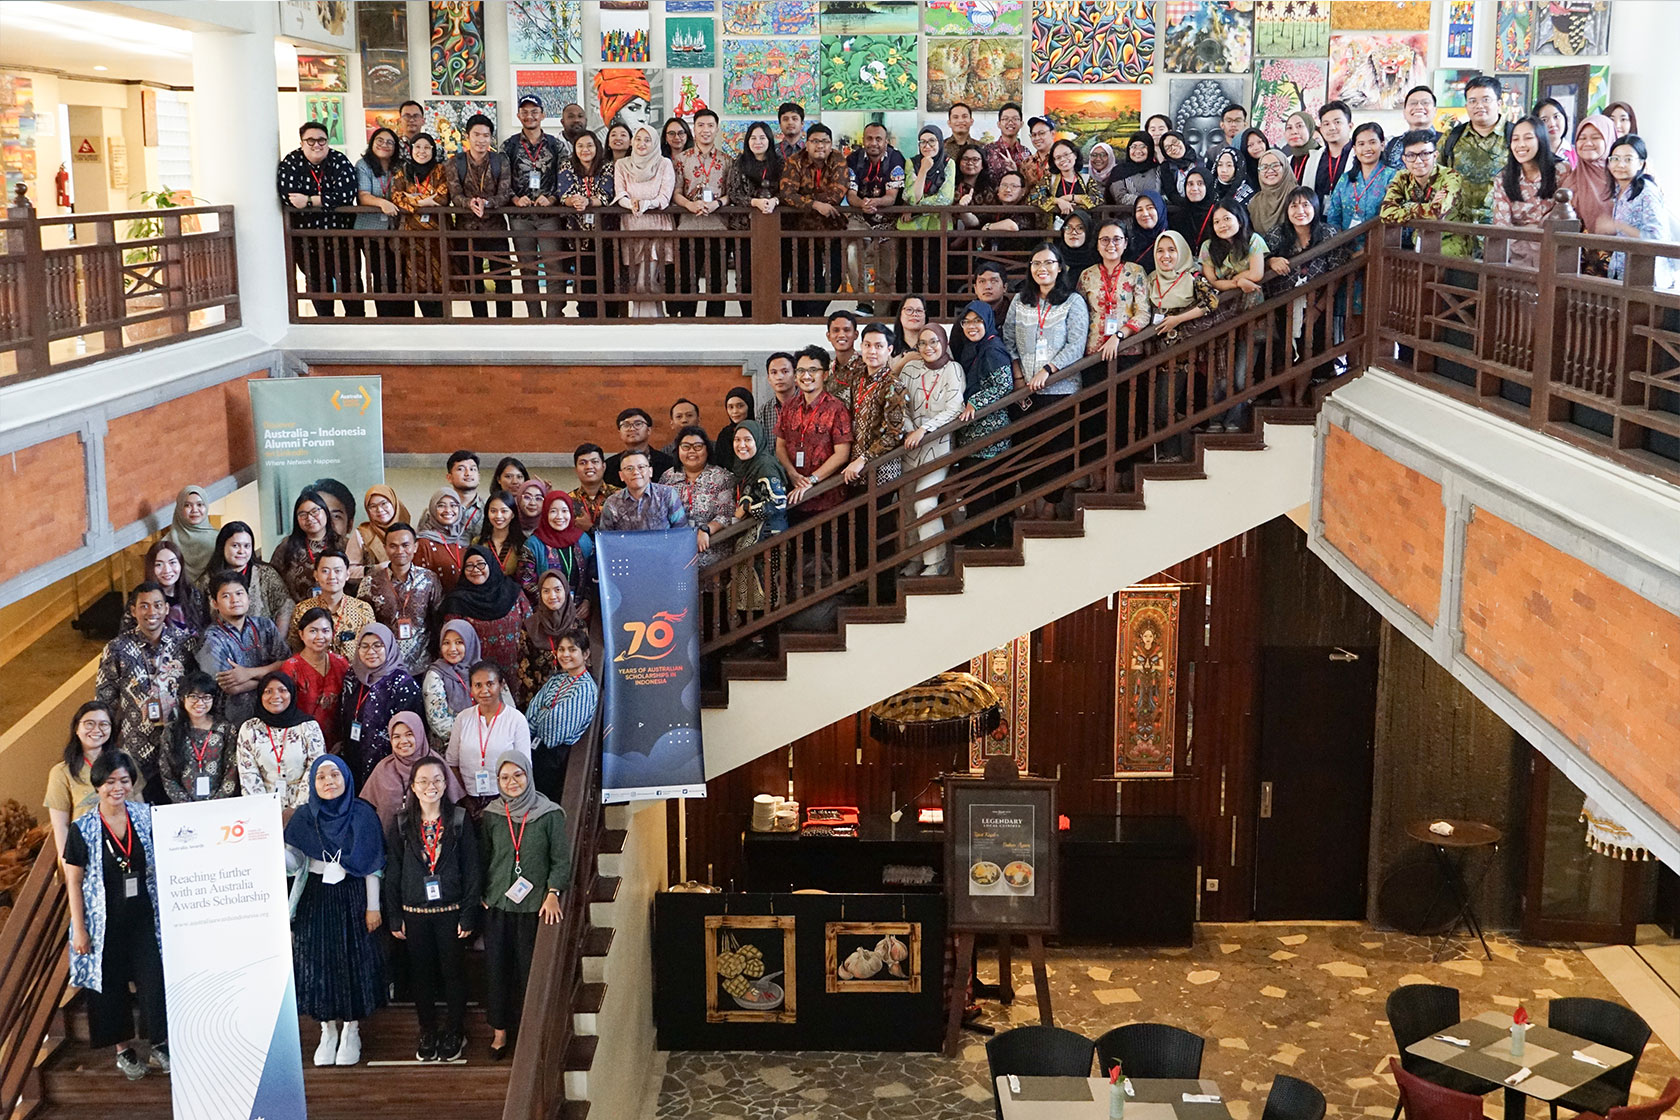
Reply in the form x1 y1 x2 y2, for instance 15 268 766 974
0 842 71 1120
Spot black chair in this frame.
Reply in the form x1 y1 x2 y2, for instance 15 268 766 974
1095 1022 1206 1079
1386 984 1500 1120
986 1025 1096 1120
1547 997 1652 1120
1263 1075 1328 1120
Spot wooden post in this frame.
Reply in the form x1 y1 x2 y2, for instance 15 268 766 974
1026 933 1053 1025
749 208 781 324
8 209 50 377
943 931 975 1057
161 211 189 337
1530 214 1580 429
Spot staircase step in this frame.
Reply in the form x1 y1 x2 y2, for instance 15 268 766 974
574 981 608 1016
952 545 1025 567
778 631 849 654
1012 518 1085 538
599 829 627 856
582 925 615 958
591 875 621 905
563 1033 598 1072
560 1102 592 1120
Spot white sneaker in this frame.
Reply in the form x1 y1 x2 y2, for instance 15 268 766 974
335 1020 362 1066
313 1021 340 1067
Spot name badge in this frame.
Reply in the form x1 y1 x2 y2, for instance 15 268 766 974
321 858 346 885
474 769 496 796
124 876 140 899
528 170 541 192
1104 317 1120 337
702 187 714 203
145 698 163 723
396 618 415 641
795 450 806 468
424 875 442 902
583 211 596 228
1034 339 1049 367
309 585 321 598
349 721 362 742
504 875 534 904
195 775 211 798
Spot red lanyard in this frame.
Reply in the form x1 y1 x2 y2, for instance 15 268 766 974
689 148 722 185
477 706 503 769
1349 168 1382 213
304 542 318 567
520 135 546 168
307 166 324 197
1036 301 1052 335
812 166 823 190
102 807 134 870
422 818 444 875
1152 272 1186 306
1057 175 1080 198
1196 206 1216 244
1097 264 1126 327
1323 145 1350 186
917 367 941 409
189 728 214 771
353 682 372 723
265 727 289 771
504 806 530 871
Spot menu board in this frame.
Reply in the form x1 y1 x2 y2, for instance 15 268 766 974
944 777 1057 933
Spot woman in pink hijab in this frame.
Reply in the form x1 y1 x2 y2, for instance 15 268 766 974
1571 113 1618 276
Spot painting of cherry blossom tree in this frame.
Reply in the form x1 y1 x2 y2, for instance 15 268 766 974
1252 57 1327 145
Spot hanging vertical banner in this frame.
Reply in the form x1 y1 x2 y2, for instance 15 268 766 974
248 377 385 546
969 634 1031 774
153 795 306 1120
596 528 707 802
1113 586 1181 777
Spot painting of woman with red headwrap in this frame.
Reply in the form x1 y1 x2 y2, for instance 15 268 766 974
590 66 663 133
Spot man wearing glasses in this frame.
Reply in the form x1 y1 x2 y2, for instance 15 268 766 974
1379 132 1470 254
597 450 690 533
604 407 678 482
277 120 362 316
1439 74 1511 256
396 100 427 157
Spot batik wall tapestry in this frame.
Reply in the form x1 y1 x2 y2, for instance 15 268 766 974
925 0 1026 37
723 38 820 115
305 94 348 146
723 0 818 36
424 98 497 154
1328 1 1431 31
968 634 1030 774
298 55 349 93
1534 1 1611 57
588 68 663 131
925 38 1023 112
705 914 796 1023
1113 588 1180 778
818 1 919 34
1032 1 1156 86
1253 1 1328 58
1326 31 1428 112
513 66 580 126
666 16 717 69
508 0 583 64
1444 0 1479 66
357 1 409 107
1162 1 1255 75
1171 75 1247 160
430 1 488 97
1044 89 1143 154
1495 0 1532 72
601 1 651 64
1251 60 1325 146
670 71 712 116
819 34 918 111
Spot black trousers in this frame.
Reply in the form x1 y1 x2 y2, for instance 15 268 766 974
87 911 167 1049
792 237 842 317
531 743 570 803
484 907 539 1031
293 235 365 318
402 908 467 1036
958 454 1015 547
450 236 511 318
1020 391 1076 504
672 237 727 318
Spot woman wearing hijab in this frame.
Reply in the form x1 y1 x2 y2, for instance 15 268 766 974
1145 230 1220 462
897 324 966 577
390 131 449 318
897 124 957 313
236 670 326 810
123 539 211 638
353 484 409 570
1211 147 1255 209
285 754 387 1067
1247 148 1300 241
1281 112 1323 191
728 420 789 616
165 485 218 584
713 387 756 475
336 621 423 785
414 489 468 593
612 123 677 317
523 628 597 800
1058 207 1101 279
514 478 549 538
1124 190 1169 270
518 569 585 697
1107 132 1161 212
423 620 511 744
1571 113 1618 277
516 491 594 604
1171 166 1220 251
197 520 294 623
441 545 533 693
360 710 464 831
383 751 478 1063
481 749 568 1059
1086 141 1118 193
952 300 1018 548
272 488 344 603
1156 131 1202 209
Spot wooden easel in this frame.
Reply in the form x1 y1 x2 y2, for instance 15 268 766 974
944 929 1053 1056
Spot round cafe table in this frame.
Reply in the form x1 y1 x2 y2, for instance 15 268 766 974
1405 818 1502 960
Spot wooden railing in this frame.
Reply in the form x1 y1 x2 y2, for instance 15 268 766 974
0 843 69 1120
1371 218 1680 486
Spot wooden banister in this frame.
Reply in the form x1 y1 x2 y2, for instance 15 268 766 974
0 841 70 1120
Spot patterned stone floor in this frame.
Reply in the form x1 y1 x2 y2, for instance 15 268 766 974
655 923 1680 1120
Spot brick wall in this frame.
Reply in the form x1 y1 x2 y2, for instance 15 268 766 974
1460 507 1680 827
0 434 89 583
104 372 268 529
308 364 747 455
1319 424 1445 625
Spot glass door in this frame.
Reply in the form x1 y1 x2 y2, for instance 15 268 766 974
1521 750 1642 944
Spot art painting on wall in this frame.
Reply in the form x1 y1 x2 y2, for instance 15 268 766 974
667 0 715 10
722 38 819 115
819 33 918 112
1170 76 1247 160
723 0 817 36
825 922 921 993
1586 64 1610 115
666 16 717 69
507 0 583 64
1431 68 1478 132
1251 60 1325 147
1162 1 1254 74
298 55 349 93
1253 1 1329 58
279 0 355 50
1326 31 1428 111
670 71 712 117
1444 0 1478 66
430 1 488 97
364 107 400 139
968 635 1031 774
357 1 409 107
588 68 662 132
513 66 580 126
1495 0 1532 72
925 38 1023 112
305 94 348 146
1113 587 1180 778
1496 73 1530 124
705 915 796 1024
1534 1 1611 57
424 99 497 155
822 110 920 155
925 0 1026 36
819 1 919 34
1032 0 1156 86
1329 1 1431 30
600 1 651 64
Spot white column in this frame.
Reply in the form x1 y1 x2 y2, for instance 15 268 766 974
1608 0 1680 186
191 18 289 343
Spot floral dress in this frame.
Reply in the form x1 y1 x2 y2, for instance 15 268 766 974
1610 179 1680 290
391 166 450 299
658 466 737 566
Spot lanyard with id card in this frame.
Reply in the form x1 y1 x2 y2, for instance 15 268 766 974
503 808 534 903
103 809 140 898
423 823 444 901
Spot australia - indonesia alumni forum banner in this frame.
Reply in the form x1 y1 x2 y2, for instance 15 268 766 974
597 529 707 803
154 795 306 1120
248 376 385 546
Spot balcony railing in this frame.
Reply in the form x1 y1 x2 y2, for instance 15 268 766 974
0 206 240 386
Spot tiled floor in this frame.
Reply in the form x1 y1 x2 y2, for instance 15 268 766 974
655 923 1680 1120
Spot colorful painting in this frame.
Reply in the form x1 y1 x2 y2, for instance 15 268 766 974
1496 73 1530 124
723 0 817 36
304 94 347 146
969 635 1030 774
819 1 918 33
601 1 651 63
1171 76 1248 159
1329 1 1431 30
925 0 1026 36
925 38 1023 112
705 914 796 1024
1444 0 1478 65
667 1 715 10
279 0 355 50
720 118 755 153
588 68 663 131
665 15 717 68
669 71 712 117
1252 59 1325 146
1253 1 1328 57
2 76 37 198
1032 1 1156 86
723 38 819 115
357 1 409 107
1114 588 1180 778
1495 0 1532 71
820 33 917 111
508 0 583 64
1162 1 1253 74
824 110 919 155
826 922 922 993
364 107 400 139
513 66 581 126
424 98 497 155
1327 31 1428 111
1431 70 1474 133
1535 1 1610 56
1044 90 1144 152
298 55 349 93
1587 64 1610 114
430 1 488 97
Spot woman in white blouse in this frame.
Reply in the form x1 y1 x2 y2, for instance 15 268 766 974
897 324 966 578
236 671 326 815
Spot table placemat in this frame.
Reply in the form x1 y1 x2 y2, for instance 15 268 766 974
1409 1013 1635 1101
1478 1039 1559 1068
1013 1076 1096 1102
1129 1078 1223 1104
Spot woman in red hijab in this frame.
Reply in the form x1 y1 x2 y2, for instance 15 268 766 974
515 491 595 604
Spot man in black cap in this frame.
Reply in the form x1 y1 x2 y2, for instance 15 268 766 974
503 94 565 317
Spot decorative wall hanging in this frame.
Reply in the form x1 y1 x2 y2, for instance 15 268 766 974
1534 1 1610 57
1162 1 1255 74
298 55 349 93
968 635 1030 774
1171 75 1248 160
279 0 355 50
668 0 716 10
670 71 713 117
1251 59 1325 147
723 0 818 36
869 673 1001 749
600 1 652 64
1496 73 1530 124
1032 0 1156 86
1534 64 1589 129
925 38 1024 112
1586 64 1609 115
819 33 918 111
357 0 409 107
1327 31 1429 111
1113 586 1180 777
507 0 583 65
1494 0 1532 72
819 1 919 34
1444 0 1479 66
364 107 400 138
1043 89 1144 156
588 67 663 131
666 15 718 69
304 94 347 146
1253 1 1328 58
512 66 581 127
723 38 820 115
825 922 922 993
1329 1 1432 31
424 98 498 155
429 1 488 97
1581 799 1654 861
705 913 796 1023
925 0 1026 37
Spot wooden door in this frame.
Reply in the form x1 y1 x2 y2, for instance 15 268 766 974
1521 751 1642 944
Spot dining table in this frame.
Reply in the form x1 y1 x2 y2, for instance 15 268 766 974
995 1075 1233 1120
1404 1009 1634 1120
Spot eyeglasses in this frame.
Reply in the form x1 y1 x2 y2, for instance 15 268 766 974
917 338 942 350
302 137 329 147
679 441 709 451
184 694 214 704
462 561 491 573
1607 154 1641 165
1030 259 1059 270
795 365 824 375
617 419 649 430
1097 236 1125 247
1402 149 1436 162
1466 96 1498 108
412 777 447 789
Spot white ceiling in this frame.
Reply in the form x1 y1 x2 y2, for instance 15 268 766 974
0 2 194 86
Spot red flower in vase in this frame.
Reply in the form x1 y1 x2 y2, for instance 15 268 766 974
1513 1006 1531 1026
